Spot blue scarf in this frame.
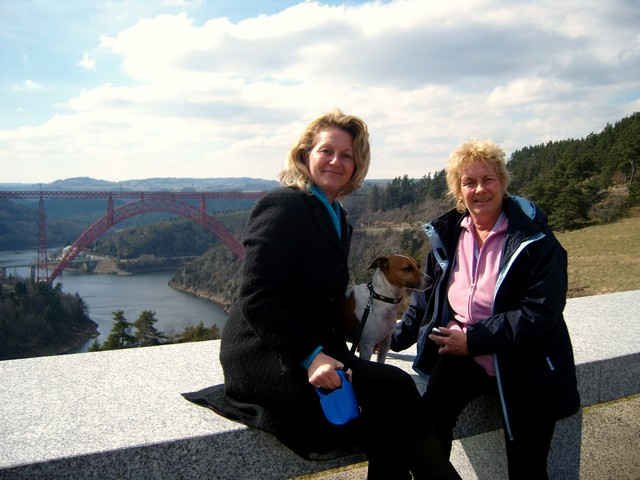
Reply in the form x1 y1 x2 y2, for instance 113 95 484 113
310 185 342 239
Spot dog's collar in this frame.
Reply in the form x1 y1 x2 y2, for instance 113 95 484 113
367 282 402 304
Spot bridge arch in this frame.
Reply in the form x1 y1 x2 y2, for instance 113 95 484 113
48 198 245 283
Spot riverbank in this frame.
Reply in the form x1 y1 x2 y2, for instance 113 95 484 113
167 279 232 312
0 276 99 360
1 323 99 361
74 254 236 312
59 251 234 312
66 254 199 276
1 250 228 360
38 321 99 358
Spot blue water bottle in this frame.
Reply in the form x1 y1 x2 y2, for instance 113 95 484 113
315 369 360 426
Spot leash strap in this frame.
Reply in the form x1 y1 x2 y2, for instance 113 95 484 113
350 295 373 355
349 284 402 356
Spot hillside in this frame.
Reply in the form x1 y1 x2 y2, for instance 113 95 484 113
508 113 639 229
350 207 640 299
91 218 221 259
0 278 98 360
559 207 640 297
170 204 640 311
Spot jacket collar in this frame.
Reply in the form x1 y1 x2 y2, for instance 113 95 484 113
503 196 544 236
428 195 548 260
306 192 351 254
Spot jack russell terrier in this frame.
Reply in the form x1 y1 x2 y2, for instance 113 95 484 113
344 254 430 363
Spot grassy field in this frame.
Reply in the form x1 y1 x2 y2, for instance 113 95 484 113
559 207 640 298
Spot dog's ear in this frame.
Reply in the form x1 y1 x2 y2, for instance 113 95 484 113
369 257 389 271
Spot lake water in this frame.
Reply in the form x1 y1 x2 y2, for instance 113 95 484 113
0 249 228 351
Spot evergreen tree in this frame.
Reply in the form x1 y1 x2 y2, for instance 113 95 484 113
431 170 448 199
508 112 640 229
368 184 382 212
101 310 136 350
367 169 447 213
14 281 27 297
173 321 220 343
0 277 96 360
133 310 166 346
399 228 426 259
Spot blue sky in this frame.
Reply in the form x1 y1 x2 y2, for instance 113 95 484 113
1 0 639 183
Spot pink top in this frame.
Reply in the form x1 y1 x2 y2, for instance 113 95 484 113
447 213 508 376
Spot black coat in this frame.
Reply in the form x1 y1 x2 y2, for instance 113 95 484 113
392 196 580 437
218 186 354 452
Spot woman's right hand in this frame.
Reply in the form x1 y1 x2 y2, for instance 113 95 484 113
307 352 348 390
429 325 469 356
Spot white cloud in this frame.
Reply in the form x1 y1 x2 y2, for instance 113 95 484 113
12 80 44 92
2 0 640 183
487 78 574 108
162 0 200 6
78 52 96 70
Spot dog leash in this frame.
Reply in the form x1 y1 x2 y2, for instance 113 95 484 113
349 283 402 355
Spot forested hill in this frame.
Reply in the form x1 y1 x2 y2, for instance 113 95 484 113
507 113 639 229
0 278 98 360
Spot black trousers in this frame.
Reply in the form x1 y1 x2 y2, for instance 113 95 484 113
422 355 556 480
348 358 458 480
252 357 457 479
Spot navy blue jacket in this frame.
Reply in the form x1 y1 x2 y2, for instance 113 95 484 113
391 196 580 437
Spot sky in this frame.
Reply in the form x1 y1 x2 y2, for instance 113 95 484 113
1 0 639 184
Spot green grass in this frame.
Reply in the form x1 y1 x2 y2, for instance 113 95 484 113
558 208 640 297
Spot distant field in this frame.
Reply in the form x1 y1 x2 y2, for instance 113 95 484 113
559 208 640 298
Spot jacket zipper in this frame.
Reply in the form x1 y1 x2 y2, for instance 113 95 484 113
545 356 555 371
493 355 513 441
492 232 546 442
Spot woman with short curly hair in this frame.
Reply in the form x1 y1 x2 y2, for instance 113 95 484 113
392 139 580 479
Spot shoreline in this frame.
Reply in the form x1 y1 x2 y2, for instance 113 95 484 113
1 321 98 361
60 255 200 276
167 279 231 312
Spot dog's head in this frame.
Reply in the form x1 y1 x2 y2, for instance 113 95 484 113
368 254 429 290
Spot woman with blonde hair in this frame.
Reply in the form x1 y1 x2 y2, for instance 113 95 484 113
279 109 371 196
189 110 455 479
392 139 580 479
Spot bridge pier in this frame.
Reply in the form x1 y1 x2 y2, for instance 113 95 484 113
37 197 48 283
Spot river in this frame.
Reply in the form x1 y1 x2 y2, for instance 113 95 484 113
0 249 228 351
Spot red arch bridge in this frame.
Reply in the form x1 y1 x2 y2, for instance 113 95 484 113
0 190 266 283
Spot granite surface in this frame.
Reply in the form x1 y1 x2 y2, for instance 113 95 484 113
0 290 638 479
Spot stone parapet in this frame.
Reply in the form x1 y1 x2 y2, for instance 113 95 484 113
0 290 638 479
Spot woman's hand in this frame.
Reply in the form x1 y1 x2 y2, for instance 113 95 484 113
307 352 351 389
428 326 469 356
